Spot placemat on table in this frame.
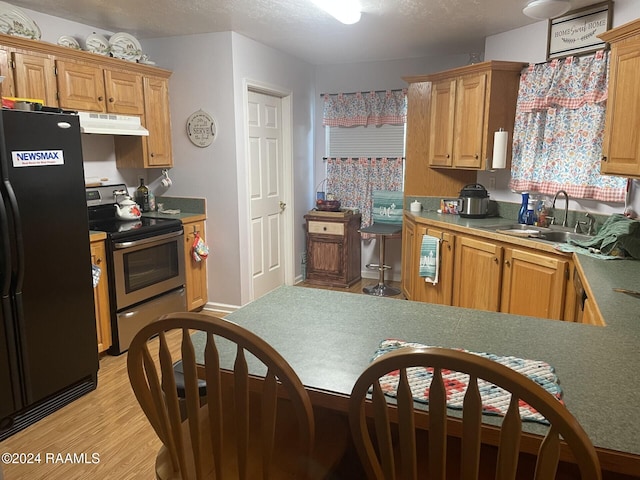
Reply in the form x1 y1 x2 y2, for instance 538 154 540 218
372 339 563 425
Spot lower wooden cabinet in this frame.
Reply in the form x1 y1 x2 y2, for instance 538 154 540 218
304 212 362 287
501 248 568 320
416 227 455 305
453 235 503 312
90 238 112 354
403 216 572 321
401 218 416 298
183 219 208 311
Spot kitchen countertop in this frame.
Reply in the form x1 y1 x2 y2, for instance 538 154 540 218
207 285 640 475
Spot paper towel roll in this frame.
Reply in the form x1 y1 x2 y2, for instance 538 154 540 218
492 130 508 169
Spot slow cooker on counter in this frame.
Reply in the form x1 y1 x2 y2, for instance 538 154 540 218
457 183 489 218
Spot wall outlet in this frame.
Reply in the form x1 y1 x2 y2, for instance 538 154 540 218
488 176 496 189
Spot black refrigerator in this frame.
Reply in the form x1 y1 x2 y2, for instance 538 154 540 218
0 109 98 440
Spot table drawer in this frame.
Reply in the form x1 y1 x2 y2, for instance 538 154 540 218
308 220 344 235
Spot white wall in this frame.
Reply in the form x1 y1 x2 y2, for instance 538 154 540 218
144 32 315 308
481 0 640 216
229 33 315 305
314 53 473 280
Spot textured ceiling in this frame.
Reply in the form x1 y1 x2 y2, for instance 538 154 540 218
9 0 600 64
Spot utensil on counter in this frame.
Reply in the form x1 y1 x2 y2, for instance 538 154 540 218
612 288 640 299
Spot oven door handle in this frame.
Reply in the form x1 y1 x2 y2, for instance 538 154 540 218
114 229 183 249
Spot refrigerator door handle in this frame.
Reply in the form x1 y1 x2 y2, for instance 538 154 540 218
3 180 24 292
0 188 11 297
3 179 32 404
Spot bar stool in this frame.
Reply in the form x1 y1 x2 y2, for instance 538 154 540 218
360 190 403 297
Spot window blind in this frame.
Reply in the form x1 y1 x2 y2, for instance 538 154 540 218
325 124 405 158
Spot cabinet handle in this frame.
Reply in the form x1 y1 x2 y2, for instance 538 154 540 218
446 153 450 158
98 96 104 101
108 97 114 103
601 155 608 162
475 154 479 159
150 153 155 158
493 257 499 264
96 257 102 264
447 244 451 251
505 260 511 267
323 227 327 231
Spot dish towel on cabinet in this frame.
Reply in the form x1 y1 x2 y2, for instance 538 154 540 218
419 235 440 284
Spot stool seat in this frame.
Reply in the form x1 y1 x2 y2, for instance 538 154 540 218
360 223 402 236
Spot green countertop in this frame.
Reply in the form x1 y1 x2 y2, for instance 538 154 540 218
210 285 639 472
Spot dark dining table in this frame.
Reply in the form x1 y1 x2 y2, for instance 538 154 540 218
192 285 640 476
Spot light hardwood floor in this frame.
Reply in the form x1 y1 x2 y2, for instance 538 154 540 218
0 281 388 480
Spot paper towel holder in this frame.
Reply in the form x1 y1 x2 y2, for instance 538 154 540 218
488 128 509 171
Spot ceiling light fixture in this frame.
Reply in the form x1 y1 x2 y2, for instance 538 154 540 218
311 0 361 25
523 0 571 20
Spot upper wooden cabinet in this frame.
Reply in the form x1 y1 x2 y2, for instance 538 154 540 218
406 61 525 171
0 33 171 168
56 60 144 115
114 75 173 168
11 51 57 106
599 18 640 178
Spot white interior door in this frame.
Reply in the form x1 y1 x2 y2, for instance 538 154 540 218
247 90 285 299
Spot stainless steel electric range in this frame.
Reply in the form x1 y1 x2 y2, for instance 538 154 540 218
87 184 186 354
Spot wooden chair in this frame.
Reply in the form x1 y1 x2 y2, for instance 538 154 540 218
127 312 347 480
348 347 602 480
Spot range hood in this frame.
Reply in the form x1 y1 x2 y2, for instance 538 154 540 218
78 111 149 136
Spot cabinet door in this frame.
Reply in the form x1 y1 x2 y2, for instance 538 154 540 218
0 48 14 98
104 69 144 115
453 235 502 311
12 51 57 106
144 76 173 167
56 60 106 112
400 218 416 299
501 248 568 320
416 227 454 306
307 235 345 281
428 79 456 167
183 220 208 311
90 241 112 353
601 42 640 177
453 73 487 169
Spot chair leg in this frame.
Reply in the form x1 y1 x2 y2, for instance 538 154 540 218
363 234 401 297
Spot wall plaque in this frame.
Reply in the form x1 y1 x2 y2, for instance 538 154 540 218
186 109 217 148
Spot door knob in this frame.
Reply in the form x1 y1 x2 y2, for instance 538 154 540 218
279 201 286 212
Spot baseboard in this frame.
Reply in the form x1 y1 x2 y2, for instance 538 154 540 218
202 301 240 314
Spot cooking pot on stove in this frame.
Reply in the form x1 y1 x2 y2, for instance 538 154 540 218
457 183 489 218
114 195 142 220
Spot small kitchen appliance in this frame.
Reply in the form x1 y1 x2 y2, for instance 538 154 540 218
457 183 490 219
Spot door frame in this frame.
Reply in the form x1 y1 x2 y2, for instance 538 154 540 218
238 79 294 304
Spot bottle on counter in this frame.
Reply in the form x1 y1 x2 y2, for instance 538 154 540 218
135 178 151 212
518 192 529 224
525 196 537 225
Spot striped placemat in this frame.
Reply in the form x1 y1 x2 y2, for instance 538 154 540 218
373 339 563 425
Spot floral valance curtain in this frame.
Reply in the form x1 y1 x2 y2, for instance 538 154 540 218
322 89 407 127
326 157 403 231
509 51 627 203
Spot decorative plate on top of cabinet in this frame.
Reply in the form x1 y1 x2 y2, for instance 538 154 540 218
84 33 110 56
0 1 40 39
57 35 81 50
109 32 143 62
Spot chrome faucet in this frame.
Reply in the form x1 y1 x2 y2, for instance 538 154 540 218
575 213 596 235
551 190 569 228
